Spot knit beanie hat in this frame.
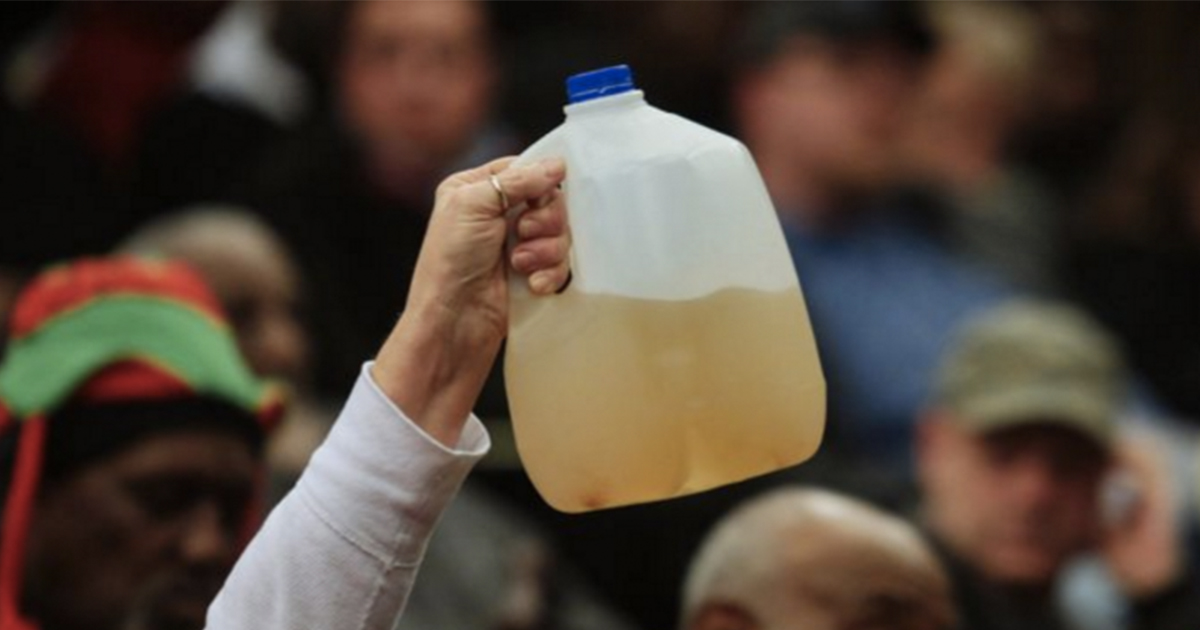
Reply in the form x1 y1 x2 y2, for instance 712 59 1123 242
0 257 284 630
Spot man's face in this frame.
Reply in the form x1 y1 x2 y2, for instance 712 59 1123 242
23 430 258 630
181 235 309 384
739 38 926 199
919 417 1108 586
337 0 494 178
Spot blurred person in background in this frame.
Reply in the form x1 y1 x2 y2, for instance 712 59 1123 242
733 1 930 220
248 0 515 410
899 2 1060 295
119 209 308 385
916 299 1200 630
118 208 326 501
0 258 283 630
681 487 955 630
731 0 1011 476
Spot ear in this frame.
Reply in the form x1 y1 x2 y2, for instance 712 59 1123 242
687 602 758 630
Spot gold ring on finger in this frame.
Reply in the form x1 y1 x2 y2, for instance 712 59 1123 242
489 174 510 211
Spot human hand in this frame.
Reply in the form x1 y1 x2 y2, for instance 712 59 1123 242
372 157 569 445
1099 436 1183 599
406 156 570 344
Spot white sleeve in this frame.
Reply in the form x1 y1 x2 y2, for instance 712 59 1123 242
205 362 491 630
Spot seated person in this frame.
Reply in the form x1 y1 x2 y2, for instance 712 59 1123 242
0 256 285 630
682 487 954 630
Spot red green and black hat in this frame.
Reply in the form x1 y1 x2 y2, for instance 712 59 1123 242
0 257 284 630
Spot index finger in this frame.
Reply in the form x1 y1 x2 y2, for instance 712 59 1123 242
494 158 566 204
437 156 518 195
453 158 567 219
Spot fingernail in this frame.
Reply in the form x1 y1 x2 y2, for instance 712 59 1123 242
530 271 554 294
541 158 565 179
517 217 538 239
512 252 535 272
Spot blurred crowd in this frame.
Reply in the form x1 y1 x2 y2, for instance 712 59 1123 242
2 2 1200 630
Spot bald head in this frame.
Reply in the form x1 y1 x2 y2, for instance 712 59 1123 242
120 207 309 382
683 488 954 630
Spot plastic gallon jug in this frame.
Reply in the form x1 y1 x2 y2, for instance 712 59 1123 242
505 65 825 512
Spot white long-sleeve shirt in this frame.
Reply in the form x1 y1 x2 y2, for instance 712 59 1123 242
206 363 490 630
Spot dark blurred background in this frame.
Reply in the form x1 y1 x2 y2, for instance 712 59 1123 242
2 2 1200 630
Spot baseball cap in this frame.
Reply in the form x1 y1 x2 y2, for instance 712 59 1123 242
931 299 1126 448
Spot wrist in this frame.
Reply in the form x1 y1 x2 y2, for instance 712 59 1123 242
371 300 501 446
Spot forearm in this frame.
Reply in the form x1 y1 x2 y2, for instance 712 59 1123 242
205 365 489 630
372 301 502 448
369 155 567 448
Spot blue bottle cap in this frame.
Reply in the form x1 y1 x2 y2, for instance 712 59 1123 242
566 65 636 104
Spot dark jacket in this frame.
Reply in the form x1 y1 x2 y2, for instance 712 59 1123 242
927 532 1200 630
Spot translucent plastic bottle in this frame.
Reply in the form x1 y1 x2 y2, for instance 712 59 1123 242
505 65 825 512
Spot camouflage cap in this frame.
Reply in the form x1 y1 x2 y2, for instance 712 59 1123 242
931 299 1126 448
